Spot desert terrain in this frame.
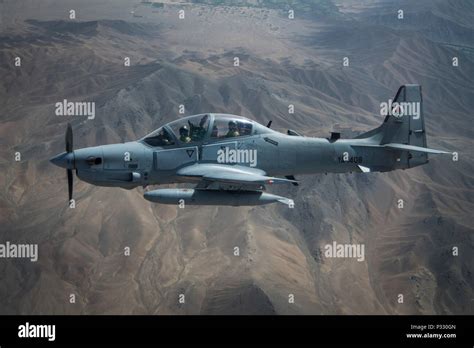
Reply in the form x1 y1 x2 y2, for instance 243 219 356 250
0 0 473 314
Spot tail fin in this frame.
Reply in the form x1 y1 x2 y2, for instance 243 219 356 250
357 84 428 167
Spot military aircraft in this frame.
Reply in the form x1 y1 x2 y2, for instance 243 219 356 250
50 85 450 206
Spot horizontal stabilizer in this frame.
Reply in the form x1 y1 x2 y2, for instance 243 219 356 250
352 143 450 154
383 143 451 154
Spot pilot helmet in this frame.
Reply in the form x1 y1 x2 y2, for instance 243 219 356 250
179 125 189 136
228 120 237 130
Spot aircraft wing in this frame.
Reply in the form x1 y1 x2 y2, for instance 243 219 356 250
176 163 297 189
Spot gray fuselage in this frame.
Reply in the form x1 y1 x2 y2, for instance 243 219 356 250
73 117 404 190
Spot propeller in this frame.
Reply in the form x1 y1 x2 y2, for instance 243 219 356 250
65 123 74 202
66 123 73 152
49 123 76 204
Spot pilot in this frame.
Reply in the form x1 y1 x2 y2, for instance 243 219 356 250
225 120 240 138
211 125 218 138
179 125 191 143
157 129 171 145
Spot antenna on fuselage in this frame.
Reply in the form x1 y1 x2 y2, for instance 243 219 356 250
266 120 272 128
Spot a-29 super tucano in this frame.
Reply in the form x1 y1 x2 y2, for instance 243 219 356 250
50 85 450 207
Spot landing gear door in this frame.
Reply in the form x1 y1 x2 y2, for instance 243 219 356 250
201 141 237 162
154 146 198 171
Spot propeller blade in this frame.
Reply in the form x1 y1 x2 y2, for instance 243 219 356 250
67 169 73 202
66 123 73 153
66 124 74 203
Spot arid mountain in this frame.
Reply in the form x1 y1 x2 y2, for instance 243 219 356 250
0 0 473 314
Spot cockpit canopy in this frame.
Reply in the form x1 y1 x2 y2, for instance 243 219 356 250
142 127 175 147
142 113 270 147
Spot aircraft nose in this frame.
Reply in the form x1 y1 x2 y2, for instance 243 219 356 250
49 152 75 169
